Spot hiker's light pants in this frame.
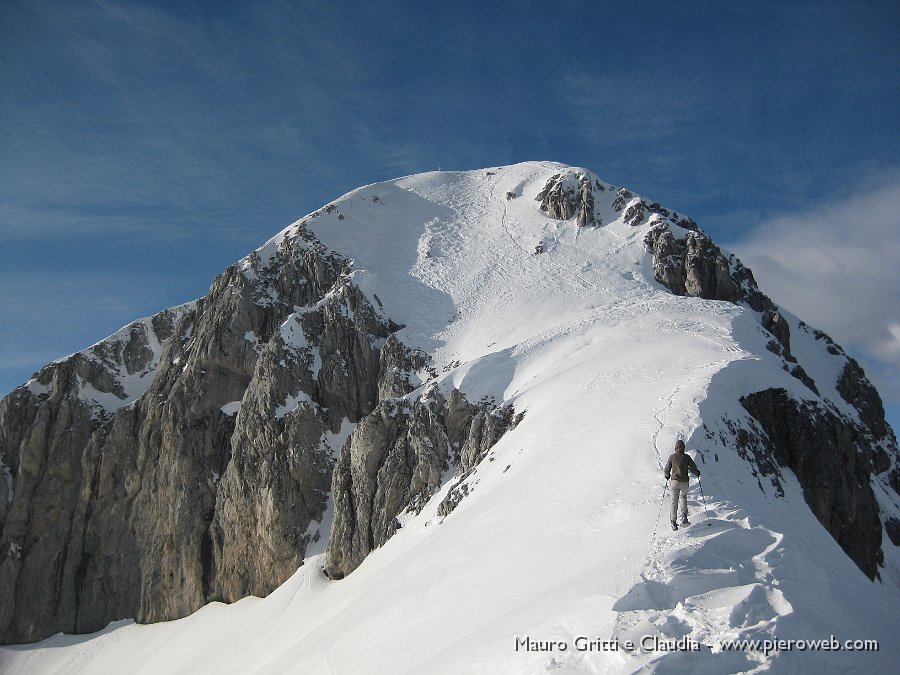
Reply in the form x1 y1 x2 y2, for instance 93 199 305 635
669 479 689 522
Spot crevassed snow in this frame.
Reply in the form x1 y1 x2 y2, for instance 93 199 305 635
5 162 897 674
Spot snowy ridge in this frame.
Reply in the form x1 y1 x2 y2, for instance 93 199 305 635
20 302 197 419
2 162 898 673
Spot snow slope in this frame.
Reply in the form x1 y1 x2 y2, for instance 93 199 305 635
2 162 898 673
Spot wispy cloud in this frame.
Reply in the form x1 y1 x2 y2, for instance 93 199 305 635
0 0 376 240
728 170 900 402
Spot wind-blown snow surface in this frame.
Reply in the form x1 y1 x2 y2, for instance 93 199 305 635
2 162 898 673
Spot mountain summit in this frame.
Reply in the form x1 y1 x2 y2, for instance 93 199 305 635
1 162 898 672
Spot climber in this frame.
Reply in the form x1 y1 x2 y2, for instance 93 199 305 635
664 440 700 530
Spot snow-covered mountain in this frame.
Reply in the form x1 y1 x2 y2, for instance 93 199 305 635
1 162 898 673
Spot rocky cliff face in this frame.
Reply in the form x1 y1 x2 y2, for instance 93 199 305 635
325 387 518 580
0 219 422 642
0 305 191 641
739 389 888 579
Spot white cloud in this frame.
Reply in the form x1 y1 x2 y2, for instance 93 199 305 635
728 171 900 402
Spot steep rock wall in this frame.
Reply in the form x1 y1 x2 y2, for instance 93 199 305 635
740 389 891 579
0 224 399 643
325 387 518 580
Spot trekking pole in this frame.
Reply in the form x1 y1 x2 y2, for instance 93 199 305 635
698 477 711 526
650 482 668 540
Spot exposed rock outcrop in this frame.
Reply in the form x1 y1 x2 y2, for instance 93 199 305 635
324 388 517 580
887 518 900 546
837 358 890 441
207 277 393 604
644 224 752 306
643 223 822 393
761 309 792 360
739 388 894 580
536 172 598 227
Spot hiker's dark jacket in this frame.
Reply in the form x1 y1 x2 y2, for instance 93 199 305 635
664 450 700 482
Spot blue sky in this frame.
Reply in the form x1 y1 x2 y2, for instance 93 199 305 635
1 0 898 430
